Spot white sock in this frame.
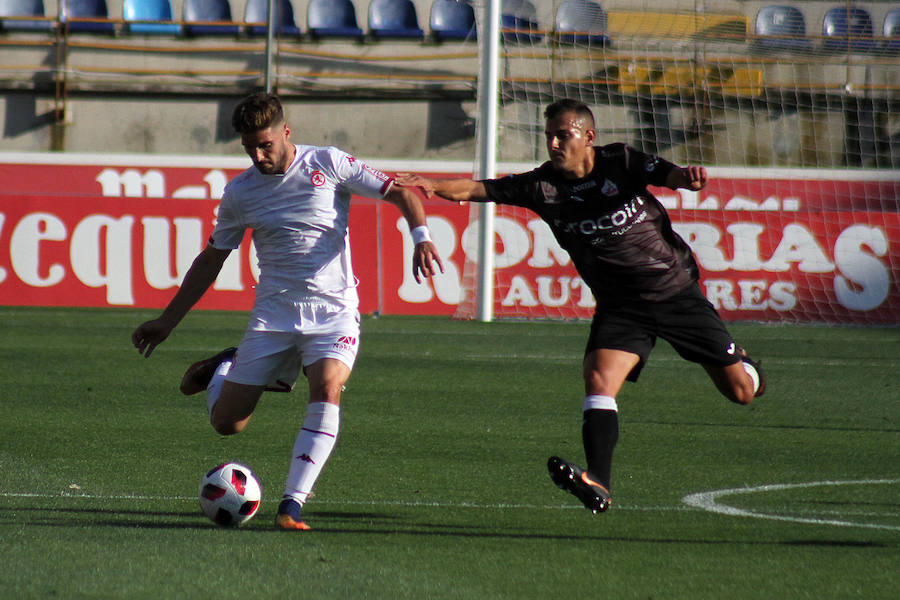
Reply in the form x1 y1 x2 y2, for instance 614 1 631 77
742 361 760 394
206 360 232 419
283 402 340 505
583 394 618 412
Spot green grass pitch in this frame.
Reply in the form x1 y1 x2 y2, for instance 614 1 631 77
1 307 897 599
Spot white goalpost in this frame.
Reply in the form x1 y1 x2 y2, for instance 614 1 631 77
473 0 501 322
462 0 899 325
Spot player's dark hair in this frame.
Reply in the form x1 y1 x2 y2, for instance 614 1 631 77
544 99 595 129
231 93 285 134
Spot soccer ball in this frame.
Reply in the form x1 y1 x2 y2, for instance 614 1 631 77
198 462 262 526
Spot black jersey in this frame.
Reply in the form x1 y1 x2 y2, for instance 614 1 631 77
481 143 699 305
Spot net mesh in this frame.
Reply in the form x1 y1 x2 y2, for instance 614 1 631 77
455 0 899 324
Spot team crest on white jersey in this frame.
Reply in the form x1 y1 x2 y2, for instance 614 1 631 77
601 179 619 196
310 170 326 187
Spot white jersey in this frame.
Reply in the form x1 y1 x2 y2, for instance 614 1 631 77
210 144 393 331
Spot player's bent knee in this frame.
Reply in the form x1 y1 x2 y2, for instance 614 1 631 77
211 421 238 435
729 383 755 406
209 409 250 435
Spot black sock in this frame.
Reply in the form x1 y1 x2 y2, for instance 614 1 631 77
582 409 619 490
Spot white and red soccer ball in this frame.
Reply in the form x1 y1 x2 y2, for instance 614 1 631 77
198 462 261 526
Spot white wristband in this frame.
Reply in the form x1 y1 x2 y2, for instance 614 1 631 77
411 225 432 245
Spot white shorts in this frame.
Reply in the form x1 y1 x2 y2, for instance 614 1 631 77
226 302 360 390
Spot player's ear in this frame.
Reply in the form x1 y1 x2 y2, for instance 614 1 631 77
283 123 291 140
585 128 596 146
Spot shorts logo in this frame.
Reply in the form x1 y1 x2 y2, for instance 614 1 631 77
310 170 326 187
332 335 358 353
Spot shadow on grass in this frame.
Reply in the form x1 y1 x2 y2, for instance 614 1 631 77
632 419 900 434
3 506 895 546
1 504 212 530
305 510 893 548
8 505 198 518
311 526 892 548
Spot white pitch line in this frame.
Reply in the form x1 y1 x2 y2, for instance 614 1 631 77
682 479 900 532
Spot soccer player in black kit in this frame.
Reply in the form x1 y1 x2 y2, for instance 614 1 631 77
397 99 766 514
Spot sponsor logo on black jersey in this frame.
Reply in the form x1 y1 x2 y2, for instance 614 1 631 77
554 197 647 238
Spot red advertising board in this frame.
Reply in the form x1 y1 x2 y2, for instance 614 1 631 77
0 154 897 323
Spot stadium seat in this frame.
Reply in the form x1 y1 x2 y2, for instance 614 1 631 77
555 0 610 46
183 0 239 36
368 0 423 39
751 5 812 52
61 0 115 33
430 0 475 41
885 8 900 53
307 0 363 38
123 0 182 34
244 0 300 36
501 0 542 44
822 6 876 52
0 0 53 31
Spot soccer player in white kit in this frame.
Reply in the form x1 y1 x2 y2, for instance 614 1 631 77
132 93 443 530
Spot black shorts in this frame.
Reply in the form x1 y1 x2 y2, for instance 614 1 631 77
586 283 741 382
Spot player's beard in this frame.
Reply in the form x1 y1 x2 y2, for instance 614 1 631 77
254 160 278 175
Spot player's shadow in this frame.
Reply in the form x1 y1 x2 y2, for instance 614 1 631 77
11 506 195 518
306 510 891 547
4 505 210 530
632 419 900 434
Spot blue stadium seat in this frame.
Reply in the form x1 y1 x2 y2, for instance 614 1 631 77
751 5 812 52
501 0 542 44
885 8 900 53
123 0 182 34
822 6 875 52
555 0 609 46
0 0 53 31
430 0 475 41
61 0 115 33
368 0 423 39
307 0 363 38
244 0 300 36
183 0 239 36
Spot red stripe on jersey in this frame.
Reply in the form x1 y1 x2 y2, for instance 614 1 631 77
381 177 395 195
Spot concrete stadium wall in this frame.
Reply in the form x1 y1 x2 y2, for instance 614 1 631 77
1 1 897 163
0 92 478 160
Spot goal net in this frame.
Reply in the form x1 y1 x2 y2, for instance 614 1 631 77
455 0 899 324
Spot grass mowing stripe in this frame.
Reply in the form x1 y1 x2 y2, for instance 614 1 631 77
1 343 895 369
0 491 689 512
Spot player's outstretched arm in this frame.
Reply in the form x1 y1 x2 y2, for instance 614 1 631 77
665 165 708 191
395 173 488 204
131 245 231 357
382 186 444 283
